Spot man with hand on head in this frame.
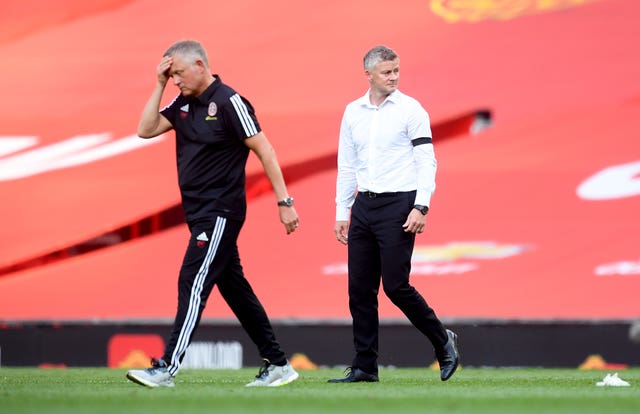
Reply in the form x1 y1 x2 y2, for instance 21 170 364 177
126 39 299 388
330 45 459 383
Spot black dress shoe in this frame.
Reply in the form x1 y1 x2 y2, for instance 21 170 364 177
327 367 379 383
437 329 460 381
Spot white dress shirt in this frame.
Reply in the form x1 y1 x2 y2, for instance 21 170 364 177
335 89 437 221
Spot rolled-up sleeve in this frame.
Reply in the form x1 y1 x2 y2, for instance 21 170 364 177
413 142 437 207
409 107 437 207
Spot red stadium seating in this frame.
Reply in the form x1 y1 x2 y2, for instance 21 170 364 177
1 0 638 320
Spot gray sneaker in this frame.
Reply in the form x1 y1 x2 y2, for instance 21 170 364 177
245 359 299 387
126 358 175 388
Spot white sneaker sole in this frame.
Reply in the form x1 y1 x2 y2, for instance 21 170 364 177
126 371 175 388
268 371 300 387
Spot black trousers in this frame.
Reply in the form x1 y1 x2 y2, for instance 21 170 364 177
163 216 285 376
348 191 448 374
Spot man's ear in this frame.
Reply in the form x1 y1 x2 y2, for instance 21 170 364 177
195 59 207 72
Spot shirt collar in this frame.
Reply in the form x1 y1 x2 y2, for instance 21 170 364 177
195 74 222 104
357 89 400 108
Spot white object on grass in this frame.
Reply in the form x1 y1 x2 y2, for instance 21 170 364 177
596 372 631 387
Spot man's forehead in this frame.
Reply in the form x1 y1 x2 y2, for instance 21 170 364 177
375 59 399 70
169 53 188 64
169 55 190 72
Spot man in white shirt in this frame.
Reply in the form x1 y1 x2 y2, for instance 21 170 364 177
329 45 459 383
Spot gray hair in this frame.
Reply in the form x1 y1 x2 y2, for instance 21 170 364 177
363 45 398 71
164 40 210 67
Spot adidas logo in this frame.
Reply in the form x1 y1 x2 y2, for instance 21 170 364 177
196 232 209 248
180 104 189 112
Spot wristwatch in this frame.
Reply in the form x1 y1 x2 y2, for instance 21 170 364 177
413 204 429 215
277 197 294 207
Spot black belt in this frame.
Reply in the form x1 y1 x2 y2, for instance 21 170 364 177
359 191 403 199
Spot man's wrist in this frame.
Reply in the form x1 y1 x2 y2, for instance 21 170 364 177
277 197 294 207
413 204 429 215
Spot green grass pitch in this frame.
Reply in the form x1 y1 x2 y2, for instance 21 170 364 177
1 367 638 414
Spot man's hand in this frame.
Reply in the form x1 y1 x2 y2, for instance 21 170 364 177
402 209 426 234
157 56 173 85
137 57 174 138
279 206 299 235
334 221 349 245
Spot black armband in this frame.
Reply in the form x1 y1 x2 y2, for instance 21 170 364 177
411 137 432 146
